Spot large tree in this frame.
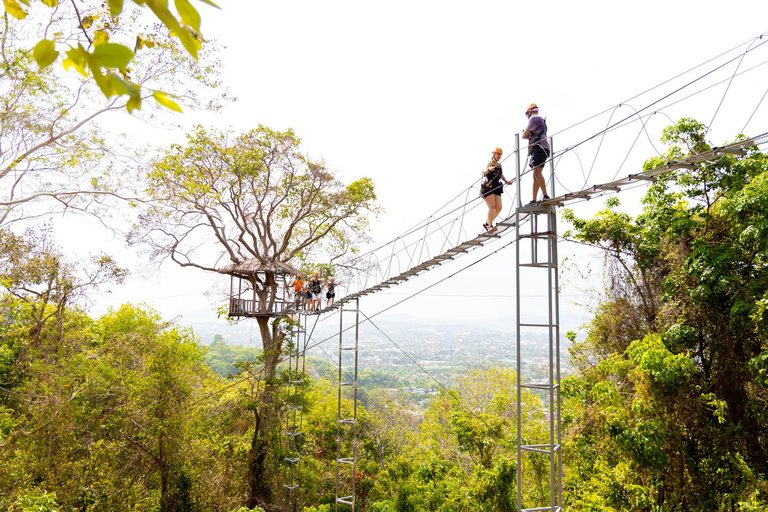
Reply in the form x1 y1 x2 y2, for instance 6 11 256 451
562 119 768 510
129 124 379 507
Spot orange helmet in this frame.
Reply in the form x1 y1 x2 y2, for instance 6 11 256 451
526 103 539 115
492 147 503 155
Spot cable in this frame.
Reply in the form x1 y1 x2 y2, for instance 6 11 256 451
742 87 768 135
705 36 763 139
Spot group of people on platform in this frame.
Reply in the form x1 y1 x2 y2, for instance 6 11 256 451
481 103 550 232
291 272 341 313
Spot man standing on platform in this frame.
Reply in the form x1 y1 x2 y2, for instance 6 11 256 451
292 273 305 309
522 103 551 205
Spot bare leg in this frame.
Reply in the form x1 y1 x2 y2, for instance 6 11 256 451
532 166 547 201
484 195 496 226
493 195 503 223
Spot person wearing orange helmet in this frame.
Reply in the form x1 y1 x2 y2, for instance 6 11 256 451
292 273 305 309
522 103 550 205
480 147 512 231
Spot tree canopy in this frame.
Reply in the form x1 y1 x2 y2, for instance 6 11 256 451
562 118 768 510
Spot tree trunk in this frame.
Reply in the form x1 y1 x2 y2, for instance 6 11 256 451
246 312 285 508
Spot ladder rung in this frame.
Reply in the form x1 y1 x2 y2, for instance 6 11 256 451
521 383 560 390
338 457 355 464
522 507 561 512
337 497 354 505
284 457 300 463
339 382 356 387
285 431 302 437
287 405 303 410
519 263 556 268
339 419 356 425
519 322 554 328
521 443 561 453
284 484 299 490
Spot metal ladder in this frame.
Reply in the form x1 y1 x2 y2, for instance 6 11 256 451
514 135 563 511
336 298 360 511
284 313 307 511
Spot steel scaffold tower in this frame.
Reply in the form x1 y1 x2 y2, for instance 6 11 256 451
515 136 563 512
284 313 307 511
336 299 360 511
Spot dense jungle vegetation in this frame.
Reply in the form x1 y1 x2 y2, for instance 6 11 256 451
2 120 767 511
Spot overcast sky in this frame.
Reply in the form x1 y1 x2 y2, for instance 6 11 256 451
70 1 768 333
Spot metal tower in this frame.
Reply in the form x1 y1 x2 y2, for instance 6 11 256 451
284 313 307 511
514 136 563 511
336 299 360 511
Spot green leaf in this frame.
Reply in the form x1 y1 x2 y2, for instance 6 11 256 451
32 39 59 69
108 0 124 17
152 90 183 113
197 0 220 8
90 66 112 97
93 30 110 45
126 94 142 113
175 0 201 31
92 43 134 69
41 0 58 6
145 0 198 59
3 0 28 19
106 73 138 97
62 46 89 76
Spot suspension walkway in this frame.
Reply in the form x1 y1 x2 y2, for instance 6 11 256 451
313 132 767 313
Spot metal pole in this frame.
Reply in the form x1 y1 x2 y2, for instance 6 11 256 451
515 134 522 208
336 306 343 512
549 136 555 199
515 190 522 512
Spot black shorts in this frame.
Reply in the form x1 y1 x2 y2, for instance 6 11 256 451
481 181 502 198
530 146 550 168
326 292 335 299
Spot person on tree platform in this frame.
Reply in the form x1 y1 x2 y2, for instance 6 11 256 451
291 273 305 309
309 272 324 313
303 282 312 311
325 276 341 308
522 103 551 205
481 147 512 232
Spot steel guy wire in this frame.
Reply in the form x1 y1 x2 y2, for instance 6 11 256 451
742 87 768 135
548 33 768 141
705 35 765 139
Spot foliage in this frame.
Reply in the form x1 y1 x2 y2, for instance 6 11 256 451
562 118 768 510
128 124 379 506
131 125 379 275
3 0 217 110
1 2 222 226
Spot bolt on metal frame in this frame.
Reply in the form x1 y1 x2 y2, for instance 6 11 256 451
515 136 563 512
283 313 307 511
336 299 360 511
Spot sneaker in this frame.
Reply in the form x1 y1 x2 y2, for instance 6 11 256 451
482 223 491 231
542 195 550 200
525 200 539 206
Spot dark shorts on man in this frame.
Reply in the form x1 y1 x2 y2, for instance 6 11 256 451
326 292 335 299
530 146 551 168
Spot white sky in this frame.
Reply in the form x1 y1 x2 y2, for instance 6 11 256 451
69 1 768 331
